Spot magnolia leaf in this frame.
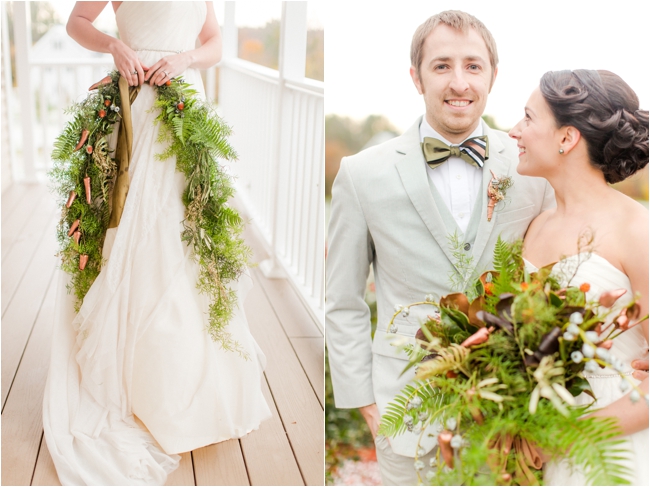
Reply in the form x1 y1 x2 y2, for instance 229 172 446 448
549 292 564 307
567 376 596 399
441 306 473 333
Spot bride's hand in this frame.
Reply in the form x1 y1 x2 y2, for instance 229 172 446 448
145 53 192 86
108 39 148 86
632 358 649 381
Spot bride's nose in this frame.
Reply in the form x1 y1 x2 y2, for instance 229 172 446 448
508 122 521 140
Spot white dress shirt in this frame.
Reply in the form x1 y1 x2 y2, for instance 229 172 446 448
420 119 483 234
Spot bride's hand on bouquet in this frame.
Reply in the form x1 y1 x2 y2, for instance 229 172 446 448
145 53 192 86
632 358 649 380
108 39 148 86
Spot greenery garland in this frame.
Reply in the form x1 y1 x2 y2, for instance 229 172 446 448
50 71 249 353
379 237 648 485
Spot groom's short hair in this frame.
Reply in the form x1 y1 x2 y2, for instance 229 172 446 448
411 10 499 78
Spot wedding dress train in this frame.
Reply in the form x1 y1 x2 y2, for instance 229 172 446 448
525 253 648 485
43 3 271 484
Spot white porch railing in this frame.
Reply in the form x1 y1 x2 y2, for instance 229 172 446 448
219 59 324 324
219 2 324 326
26 59 115 177
2 1 324 327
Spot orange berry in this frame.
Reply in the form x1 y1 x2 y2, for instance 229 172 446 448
165 80 172 86
98 109 106 118
484 282 494 295
520 282 529 291
104 99 111 106
86 145 93 154
177 102 184 110
580 283 591 292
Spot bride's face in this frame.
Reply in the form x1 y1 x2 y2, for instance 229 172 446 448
509 87 561 178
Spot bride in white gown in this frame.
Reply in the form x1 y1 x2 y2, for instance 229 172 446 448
509 69 648 485
43 2 271 485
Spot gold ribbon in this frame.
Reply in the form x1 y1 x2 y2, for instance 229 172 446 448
488 434 544 485
108 76 141 228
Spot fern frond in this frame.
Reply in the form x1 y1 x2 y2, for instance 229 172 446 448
416 344 470 378
379 380 442 437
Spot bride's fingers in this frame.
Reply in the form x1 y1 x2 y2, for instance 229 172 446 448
151 68 171 86
123 64 137 86
633 370 648 381
144 62 160 82
159 70 172 86
135 64 146 86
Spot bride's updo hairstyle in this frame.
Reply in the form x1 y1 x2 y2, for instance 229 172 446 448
539 69 648 183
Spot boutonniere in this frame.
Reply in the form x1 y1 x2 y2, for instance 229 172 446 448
487 170 513 222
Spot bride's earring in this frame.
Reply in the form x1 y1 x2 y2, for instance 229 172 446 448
559 149 564 154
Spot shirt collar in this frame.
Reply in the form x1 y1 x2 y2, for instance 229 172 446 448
419 117 483 144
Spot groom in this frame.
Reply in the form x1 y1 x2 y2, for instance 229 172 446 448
327 11 650 484
325 11 555 485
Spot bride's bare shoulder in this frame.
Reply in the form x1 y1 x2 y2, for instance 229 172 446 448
524 208 553 240
613 191 648 229
612 191 648 266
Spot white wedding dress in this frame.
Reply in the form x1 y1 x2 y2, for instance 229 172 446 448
525 253 649 486
43 3 271 485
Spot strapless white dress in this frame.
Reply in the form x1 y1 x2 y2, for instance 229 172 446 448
525 253 648 486
42 3 271 485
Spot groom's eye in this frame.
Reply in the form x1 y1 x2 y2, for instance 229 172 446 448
468 64 480 70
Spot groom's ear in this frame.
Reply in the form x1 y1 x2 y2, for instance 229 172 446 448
410 66 423 95
488 66 498 92
560 126 581 153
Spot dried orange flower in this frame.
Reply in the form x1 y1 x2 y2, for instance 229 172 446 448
520 282 529 291
580 283 591 292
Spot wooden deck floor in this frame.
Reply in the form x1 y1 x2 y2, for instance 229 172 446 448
1 182 324 486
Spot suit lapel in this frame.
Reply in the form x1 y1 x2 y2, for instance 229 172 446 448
395 118 462 273
471 122 512 263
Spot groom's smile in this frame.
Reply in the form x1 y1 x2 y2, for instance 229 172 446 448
446 99 473 108
410 24 496 144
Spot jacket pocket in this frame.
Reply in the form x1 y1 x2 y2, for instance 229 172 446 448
372 316 421 360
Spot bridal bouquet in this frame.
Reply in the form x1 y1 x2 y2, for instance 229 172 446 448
50 71 249 352
379 238 647 486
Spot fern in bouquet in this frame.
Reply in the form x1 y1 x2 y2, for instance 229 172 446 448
379 237 648 485
49 72 249 353
50 72 123 304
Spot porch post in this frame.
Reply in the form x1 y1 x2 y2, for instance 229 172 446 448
1 2 17 186
221 2 237 60
259 1 307 279
13 1 36 181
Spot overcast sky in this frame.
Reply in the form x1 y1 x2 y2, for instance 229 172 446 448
323 0 649 132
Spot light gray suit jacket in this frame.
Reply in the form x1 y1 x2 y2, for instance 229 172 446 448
326 116 555 456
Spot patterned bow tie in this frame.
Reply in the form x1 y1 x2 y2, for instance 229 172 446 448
422 135 489 169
